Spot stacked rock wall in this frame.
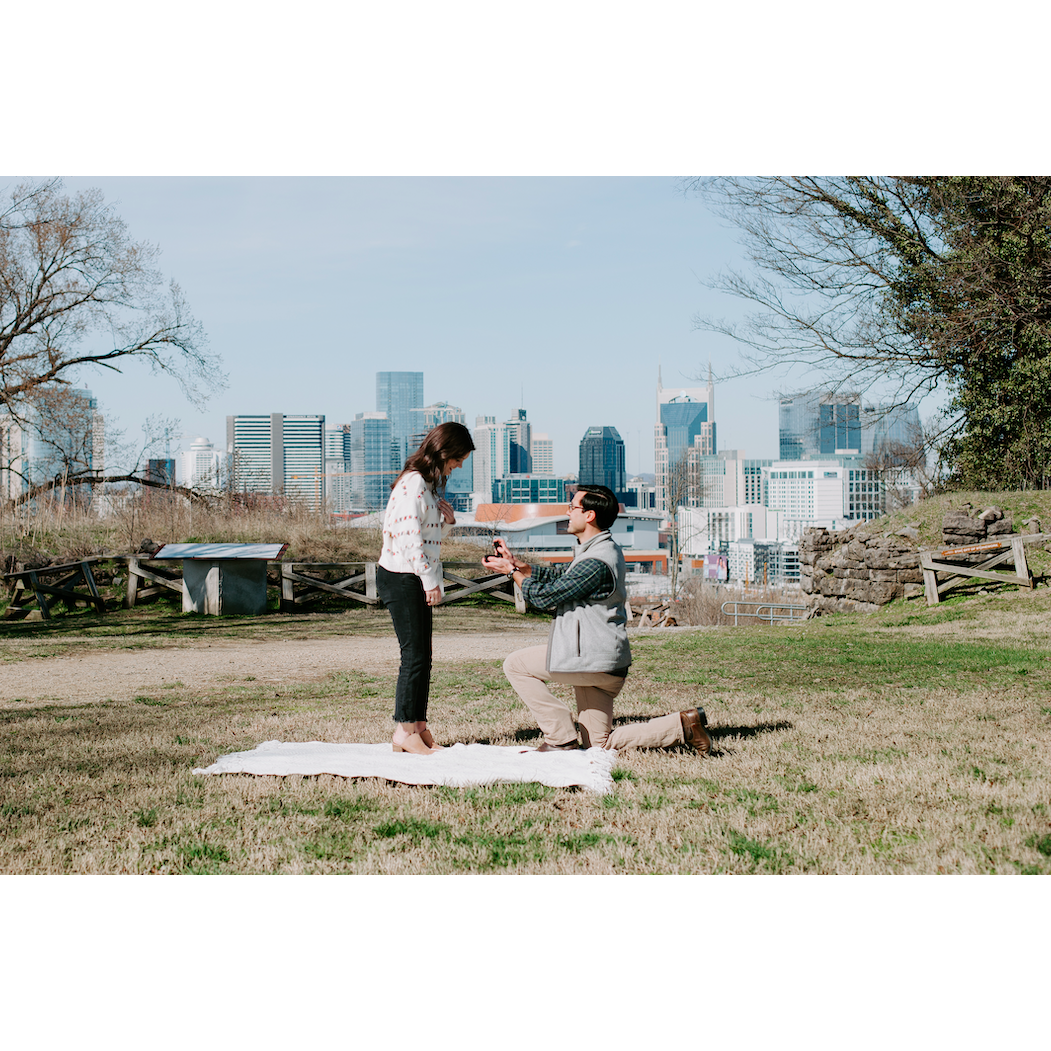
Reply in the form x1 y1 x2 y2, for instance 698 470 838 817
799 528 924 614
799 504 1040 614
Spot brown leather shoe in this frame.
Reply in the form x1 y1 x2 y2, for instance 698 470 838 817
536 740 581 752
680 709 712 755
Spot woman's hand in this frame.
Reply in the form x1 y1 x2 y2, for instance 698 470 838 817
425 586 443 606
437 498 456 525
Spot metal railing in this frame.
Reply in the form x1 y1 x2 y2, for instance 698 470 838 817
720 599 809 626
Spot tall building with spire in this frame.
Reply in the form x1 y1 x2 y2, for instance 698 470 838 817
654 364 716 512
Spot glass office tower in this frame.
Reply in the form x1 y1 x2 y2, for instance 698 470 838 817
376 371 424 468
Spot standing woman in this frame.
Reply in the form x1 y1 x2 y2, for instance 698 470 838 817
376 421 475 755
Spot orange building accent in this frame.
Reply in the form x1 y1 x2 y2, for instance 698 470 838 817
474 503 570 522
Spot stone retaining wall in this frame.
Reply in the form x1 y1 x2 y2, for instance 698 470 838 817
799 504 1042 614
799 527 924 613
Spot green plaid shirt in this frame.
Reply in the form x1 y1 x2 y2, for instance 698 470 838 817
519 558 615 613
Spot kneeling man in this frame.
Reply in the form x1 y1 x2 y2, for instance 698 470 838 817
484 484 711 754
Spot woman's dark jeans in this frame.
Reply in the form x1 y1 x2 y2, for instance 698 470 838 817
376 565 433 724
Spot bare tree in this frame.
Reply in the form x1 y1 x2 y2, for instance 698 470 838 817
681 176 1051 489
862 420 940 512
663 455 704 599
0 178 223 418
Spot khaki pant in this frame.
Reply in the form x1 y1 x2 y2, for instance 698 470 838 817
502 645 685 751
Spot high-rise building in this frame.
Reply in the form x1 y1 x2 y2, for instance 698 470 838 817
408 401 473 510
762 458 890 535
779 392 922 462
743 459 773 506
226 413 326 510
349 412 395 511
578 425 626 494
376 371 424 468
865 403 924 465
531 433 554 476
472 416 510 502
507 408 532 474
178 437 222 490
409 401 466 447
1 389 103 502
780 392 860 459
324 425 354 512
655 366 716 512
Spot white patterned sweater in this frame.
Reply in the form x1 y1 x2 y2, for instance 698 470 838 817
378 471 453 593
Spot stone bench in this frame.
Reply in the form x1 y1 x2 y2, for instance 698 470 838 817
149 543 289 615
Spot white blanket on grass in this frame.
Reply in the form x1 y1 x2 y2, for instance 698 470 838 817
193 741 618 794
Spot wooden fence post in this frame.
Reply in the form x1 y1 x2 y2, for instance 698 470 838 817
126 557 140 608
281 563 295 612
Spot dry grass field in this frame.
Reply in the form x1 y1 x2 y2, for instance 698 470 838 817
2 582 1049 874
2 488 1050 875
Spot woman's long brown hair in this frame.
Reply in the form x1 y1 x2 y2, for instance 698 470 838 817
396 421 475 490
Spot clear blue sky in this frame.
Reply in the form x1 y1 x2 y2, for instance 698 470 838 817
49 175 787 479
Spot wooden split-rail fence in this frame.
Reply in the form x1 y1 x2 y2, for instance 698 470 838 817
277 561 525 613
919 532 1051 605
2 555 523 620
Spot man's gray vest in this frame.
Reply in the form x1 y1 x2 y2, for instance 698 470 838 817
546 530 632 673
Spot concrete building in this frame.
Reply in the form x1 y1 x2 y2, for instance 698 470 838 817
530 433 554 476
726 539 801 586
471 416 510 506
178 437 222 490
677 505 784 556
626 475 656 509
470 503 663 560
324 425 354 513
226 413 326 510
743 458 772 506
761 458 886 537
409 401 466 446
407 402 473 509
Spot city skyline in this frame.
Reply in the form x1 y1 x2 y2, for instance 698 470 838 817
33 176 897 480
3 177 952 483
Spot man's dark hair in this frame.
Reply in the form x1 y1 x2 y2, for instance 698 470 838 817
575 484 619 530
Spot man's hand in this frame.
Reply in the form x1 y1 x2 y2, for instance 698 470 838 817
484 543 530 578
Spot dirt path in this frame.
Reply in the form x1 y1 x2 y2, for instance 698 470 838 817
0 628 550 703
